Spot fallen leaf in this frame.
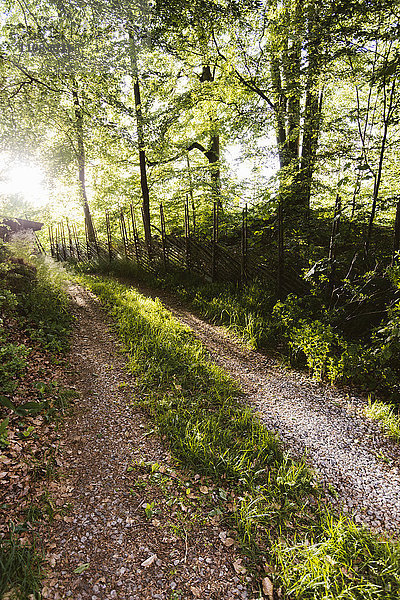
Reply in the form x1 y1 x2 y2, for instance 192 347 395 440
199 486 208 494
47 554 57 567
233 559 247 575
190 586 201 597
209 515 221 525
141 554 157 567
262 576 274 599
264 562 276 574
73 562 90 574
223 537 235 547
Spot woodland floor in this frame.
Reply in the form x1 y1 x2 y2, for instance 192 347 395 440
40 284 253 600
38 277 400 598
129 280 400 537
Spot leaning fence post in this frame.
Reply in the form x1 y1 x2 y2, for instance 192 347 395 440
130 205 140 264
277 202 284 297
84 219 90 259
72 224 81 261
328 194 341 302
93 223 100 258
48 226 54 257
160 203 168 270
61 222 68 259
211 201 219 281
184 195 191 271
192 199 196 236
119 210 128 258
105 212 112 263
66 219 74 259
54 225 58 260
241 204 248 283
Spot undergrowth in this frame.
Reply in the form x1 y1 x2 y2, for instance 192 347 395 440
0 532 42 600
364 398 400 442
0 240 73 599
76 257 400 406
5 242 72 354
78 273 400 599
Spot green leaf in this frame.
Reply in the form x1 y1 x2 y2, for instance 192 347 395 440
18 401 46 414
73 563 90 574
0 396 17 411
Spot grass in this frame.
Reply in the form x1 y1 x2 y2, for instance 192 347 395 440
74 257 277 349
0 241 74 599
76 256 400 402
365 398 400 442
0 532 42 600
78 273 400 599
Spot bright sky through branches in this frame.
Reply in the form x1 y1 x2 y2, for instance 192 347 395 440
0 162 49 207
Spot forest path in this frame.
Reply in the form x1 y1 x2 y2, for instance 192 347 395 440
129 280 400 537
41 283 251 600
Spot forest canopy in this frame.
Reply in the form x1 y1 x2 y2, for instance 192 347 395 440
0 0 398 238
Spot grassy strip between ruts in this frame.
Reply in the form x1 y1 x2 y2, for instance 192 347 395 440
79 274 400 600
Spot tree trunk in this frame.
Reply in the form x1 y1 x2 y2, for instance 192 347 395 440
365 78 396 255
298 2 323 212
128 32 152 255
200 65 221 204
269 1 302 213
393 197 400 260
72 88 95 242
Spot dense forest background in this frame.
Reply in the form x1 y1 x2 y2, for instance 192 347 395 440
2 0 400 398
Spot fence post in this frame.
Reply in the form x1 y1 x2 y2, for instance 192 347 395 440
185 195 191 271
211 201 219 281
192 199 196 236
66 219 74 258
93 222 100 258
328 194 341 302
84 219 90 259
277 202 284 297
141 206 152 260
105 212 112 263
241 204 248 283
186 152 196 233
61 222 68 259
130 205 140 264
48 226 54 257
160 203 168 270
119 210 128 258
73 224 82 261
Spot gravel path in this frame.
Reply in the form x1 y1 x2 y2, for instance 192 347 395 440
42 284 254 600
132 282 400 537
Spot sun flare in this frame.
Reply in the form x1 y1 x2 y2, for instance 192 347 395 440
0 162 49 207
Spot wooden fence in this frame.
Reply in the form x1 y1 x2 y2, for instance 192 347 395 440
48 200 308 296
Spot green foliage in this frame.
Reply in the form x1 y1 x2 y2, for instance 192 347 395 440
16 255 72 353
0 417 9 448
79 273 400 598
0 532 42 600
0 384 77 421
0 337 29 395
365 398 400 442
273 515 400 599
0 242 72 354
290 320 342 382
